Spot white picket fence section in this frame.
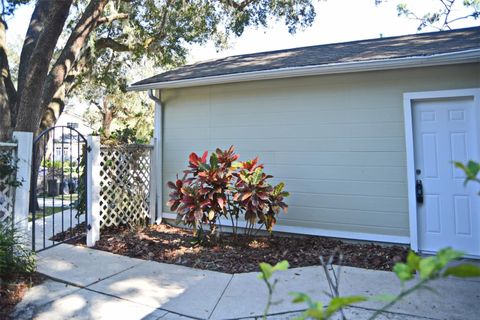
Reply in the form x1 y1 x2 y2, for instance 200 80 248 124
87 137 156 246
0 132 33 232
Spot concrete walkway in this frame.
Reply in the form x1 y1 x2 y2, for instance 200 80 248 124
14 244 480 320
29 208 84 251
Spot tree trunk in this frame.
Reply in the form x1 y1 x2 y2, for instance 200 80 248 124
14 0 73 133
16 1 52 105
0 19 16 141
102 101 115 139
39 0 109 125
29 85 67 213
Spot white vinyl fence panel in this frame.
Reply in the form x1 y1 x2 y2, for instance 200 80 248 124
0 142 17 224
98 144 154 228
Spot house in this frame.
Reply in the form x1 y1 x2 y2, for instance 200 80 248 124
129 27 480 257
48 104 93 161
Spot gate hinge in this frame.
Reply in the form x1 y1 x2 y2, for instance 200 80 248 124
87 224 92 230
87 146 92 152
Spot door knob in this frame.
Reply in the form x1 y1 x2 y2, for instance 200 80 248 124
416 179 424 204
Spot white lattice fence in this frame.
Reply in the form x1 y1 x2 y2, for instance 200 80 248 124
0 143 17 224
98 144 153 228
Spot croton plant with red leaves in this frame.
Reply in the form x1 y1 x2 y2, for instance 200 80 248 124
166 146 289 236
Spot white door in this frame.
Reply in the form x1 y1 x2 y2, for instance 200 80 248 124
413 97 480 256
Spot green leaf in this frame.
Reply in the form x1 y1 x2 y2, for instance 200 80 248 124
467 160 480 177
437 248 463 268
304 306 325 320
252 168 263 185
454 161 467 171
272 260 290 272
273 182 285 195
198 162 209 171
210 153 218 169
326 296 367 315
393 263 414 282
444 264 480 278
419 257 438 280
290 292 312 304
258 262 273 280
406 251 421 270
455 160 480 185
231 161 242 168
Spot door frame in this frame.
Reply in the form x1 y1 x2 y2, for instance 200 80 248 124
403 88 480 253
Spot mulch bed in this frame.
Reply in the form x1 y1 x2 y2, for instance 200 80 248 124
69 223 409 274
0 273 45 320
50 221 86 242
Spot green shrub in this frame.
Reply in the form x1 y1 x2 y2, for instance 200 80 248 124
0 221 36 279
0 150 21 188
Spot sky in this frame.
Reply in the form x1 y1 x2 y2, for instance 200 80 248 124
5 0 479 65
187 0 478 63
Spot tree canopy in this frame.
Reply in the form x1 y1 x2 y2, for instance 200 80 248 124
0 0 317 141
378 0 480 31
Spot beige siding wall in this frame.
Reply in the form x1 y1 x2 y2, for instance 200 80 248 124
161 63 480 238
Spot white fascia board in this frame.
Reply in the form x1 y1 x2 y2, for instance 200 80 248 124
128 49 480 91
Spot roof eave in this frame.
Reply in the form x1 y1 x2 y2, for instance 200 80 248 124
127 49 480 91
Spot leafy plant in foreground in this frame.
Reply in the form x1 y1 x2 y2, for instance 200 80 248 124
258 260 290 319
259 248 480 320
0 221 36 279
454 160 480 191
167 146 289 238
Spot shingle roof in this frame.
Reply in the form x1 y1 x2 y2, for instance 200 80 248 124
132 27 480 88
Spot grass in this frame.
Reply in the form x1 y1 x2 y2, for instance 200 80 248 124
37 193 79 201
28 206 70 222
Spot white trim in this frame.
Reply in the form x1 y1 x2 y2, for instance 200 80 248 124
149 90 163 223
0 142 18 147
420 250 480 260
161 212 409 244
149 137 157 224
403 96 418 251
403 88 480 253
86 135 101 247
162 213 177 220
12 132 33 236
128 49 480 91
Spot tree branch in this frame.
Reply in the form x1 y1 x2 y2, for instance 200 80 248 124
218 0 258 10
238 0 257 10
97 13 129 24
96 37 129 52
448 12 479 25
39 0 109 125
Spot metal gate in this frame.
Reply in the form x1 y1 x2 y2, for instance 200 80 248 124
31 126 88 252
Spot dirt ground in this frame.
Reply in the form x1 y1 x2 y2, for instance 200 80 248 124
69 223 409 274
0 273 44 320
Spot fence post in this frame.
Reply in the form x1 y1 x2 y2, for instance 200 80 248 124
12 131 33 236
149 138 157 224
86 135 101 247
